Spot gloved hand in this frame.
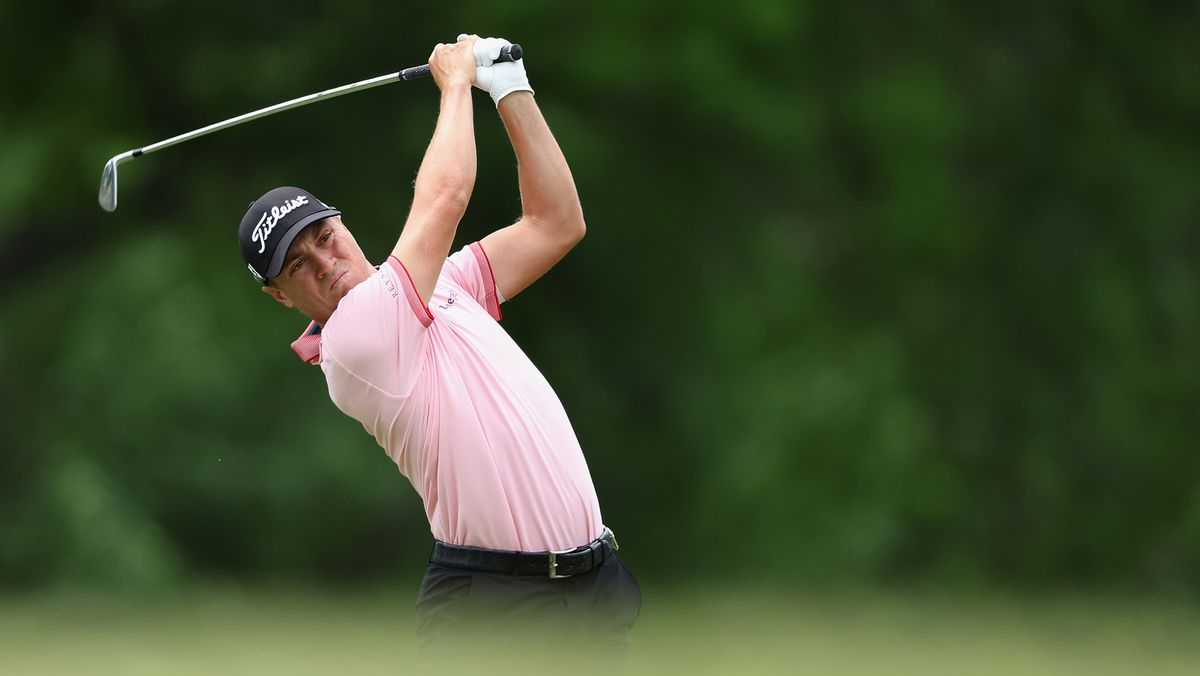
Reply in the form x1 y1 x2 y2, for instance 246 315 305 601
457 33 533 107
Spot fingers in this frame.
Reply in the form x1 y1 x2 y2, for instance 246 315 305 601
474 37 509 67
456 33 479 53
432 33 519 92
454 33 511 67
427 37 480 90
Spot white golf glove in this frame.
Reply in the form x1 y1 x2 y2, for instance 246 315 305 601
457 34 533 107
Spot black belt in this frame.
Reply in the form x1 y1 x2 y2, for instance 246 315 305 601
430 528 619 578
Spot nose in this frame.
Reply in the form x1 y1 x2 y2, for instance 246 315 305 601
314 252 337 278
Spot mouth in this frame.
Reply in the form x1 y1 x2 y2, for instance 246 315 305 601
330 271 349 291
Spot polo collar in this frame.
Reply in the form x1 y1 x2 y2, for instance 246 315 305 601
290 321 322 364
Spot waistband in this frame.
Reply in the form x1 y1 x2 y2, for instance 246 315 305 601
430 528 619 579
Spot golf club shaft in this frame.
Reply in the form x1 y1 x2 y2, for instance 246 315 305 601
136 72 397 158
99 44 522 212
133 44 522 159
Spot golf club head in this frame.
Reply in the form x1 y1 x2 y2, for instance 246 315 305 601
98 156 119 212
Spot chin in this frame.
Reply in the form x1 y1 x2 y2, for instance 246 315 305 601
331 286 350 306
332 273 362 303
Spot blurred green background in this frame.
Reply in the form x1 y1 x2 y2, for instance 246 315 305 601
2 1 1199 673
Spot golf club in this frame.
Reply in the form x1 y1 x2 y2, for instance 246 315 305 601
98 44 523 212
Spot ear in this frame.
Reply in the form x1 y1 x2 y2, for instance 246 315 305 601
261 285 294 308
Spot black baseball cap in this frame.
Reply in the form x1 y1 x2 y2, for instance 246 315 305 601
238 186 340 283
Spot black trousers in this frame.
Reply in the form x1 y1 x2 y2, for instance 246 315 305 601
416 552 642 667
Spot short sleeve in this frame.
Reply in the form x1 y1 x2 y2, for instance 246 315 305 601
318 259 431 395
440 242 503 321
385 256 436 327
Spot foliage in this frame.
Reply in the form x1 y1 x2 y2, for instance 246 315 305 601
1 2 1197 590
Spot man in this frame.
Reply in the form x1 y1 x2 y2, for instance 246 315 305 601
236 35 641 661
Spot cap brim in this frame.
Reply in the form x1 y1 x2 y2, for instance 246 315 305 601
263 209 341 280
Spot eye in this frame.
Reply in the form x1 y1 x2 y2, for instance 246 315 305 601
320 230 333 245
290 258 304 275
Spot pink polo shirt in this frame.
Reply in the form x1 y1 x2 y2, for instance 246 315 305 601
290 242 603 553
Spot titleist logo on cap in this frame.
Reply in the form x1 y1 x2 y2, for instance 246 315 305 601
252 195 309 253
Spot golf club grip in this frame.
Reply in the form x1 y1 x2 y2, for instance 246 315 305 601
399 43 523 81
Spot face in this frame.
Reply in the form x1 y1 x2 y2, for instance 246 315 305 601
261 215 375 325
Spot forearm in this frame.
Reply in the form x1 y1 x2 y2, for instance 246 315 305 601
394 82 477 302
498 93 584 236
412 83 477 223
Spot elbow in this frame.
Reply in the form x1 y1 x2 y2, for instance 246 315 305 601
415 167 474 204
567 216 586 246
415 180 472 218
548 212 585 250
441 186 472 214
526 208 585 249
555 203 587 246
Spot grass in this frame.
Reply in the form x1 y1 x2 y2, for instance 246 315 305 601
1 586 1197 675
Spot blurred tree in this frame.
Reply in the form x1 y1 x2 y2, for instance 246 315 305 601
1 1 1197 591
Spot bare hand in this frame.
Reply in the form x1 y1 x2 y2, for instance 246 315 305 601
428 36 477 91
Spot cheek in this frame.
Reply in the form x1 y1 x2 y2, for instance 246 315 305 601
335 236 362 259
307 277 328 298
287 277 322 303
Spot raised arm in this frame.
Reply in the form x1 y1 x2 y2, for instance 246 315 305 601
479 89 586 301
391 39 479 305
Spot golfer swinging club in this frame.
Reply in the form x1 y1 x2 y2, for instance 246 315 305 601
236 35 641 657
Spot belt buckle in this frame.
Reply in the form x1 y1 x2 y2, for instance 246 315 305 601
547 549 573 579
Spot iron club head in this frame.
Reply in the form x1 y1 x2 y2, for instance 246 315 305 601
98 155 120 212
